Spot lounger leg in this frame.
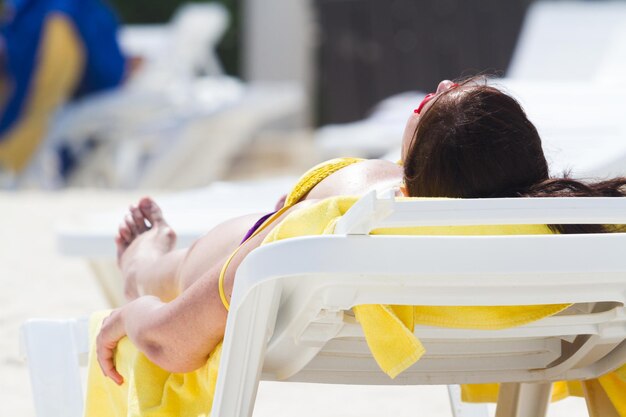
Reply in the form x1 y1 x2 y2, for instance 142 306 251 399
582 379 619 417
211 281 281 417
495 382 551 417
20 319 88 417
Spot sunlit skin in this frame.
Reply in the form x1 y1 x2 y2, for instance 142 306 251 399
96 80 457 384
400 80 461 162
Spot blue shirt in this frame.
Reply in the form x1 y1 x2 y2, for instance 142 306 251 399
0 0 126 136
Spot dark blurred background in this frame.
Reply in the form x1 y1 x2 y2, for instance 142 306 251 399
110 0 533 125
315 0 533 123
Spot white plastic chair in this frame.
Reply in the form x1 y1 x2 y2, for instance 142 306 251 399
21 2 305 190
22 193 626 417
118 3 229 83
18 3 232 189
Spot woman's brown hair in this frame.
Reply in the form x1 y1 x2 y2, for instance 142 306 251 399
403 78 626 234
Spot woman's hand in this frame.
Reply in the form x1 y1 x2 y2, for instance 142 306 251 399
96 308 127 385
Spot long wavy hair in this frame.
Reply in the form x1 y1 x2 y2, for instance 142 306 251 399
403 78 626 234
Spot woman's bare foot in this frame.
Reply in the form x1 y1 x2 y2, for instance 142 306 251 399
116 197 177 300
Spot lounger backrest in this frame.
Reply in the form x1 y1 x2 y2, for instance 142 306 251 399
335 191 626 234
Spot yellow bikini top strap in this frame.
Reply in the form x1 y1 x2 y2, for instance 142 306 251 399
220 157 365 311
283 157 364 206
218 205 292 311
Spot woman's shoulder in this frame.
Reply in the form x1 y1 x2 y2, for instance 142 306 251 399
305 158 403 200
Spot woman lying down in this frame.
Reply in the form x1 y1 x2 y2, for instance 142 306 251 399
89 77 626 416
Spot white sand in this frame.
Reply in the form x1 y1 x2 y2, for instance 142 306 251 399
0 189 589 417
0 189 142 416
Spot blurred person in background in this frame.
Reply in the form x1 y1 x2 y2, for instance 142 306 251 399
0 0 128 179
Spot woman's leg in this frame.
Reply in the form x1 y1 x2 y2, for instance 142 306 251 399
117 197 264 302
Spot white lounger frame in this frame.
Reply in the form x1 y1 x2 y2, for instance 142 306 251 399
20 318 89 417
22 193 626 417
213 193 626 417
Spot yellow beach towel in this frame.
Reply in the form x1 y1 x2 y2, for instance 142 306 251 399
264 196 626 410
84 196 626 416
85 311 222 417
263 196 571 377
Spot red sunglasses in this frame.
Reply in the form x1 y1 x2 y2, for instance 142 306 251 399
414 83 459 114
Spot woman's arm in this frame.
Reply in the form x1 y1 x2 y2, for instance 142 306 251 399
97 202 314 382
97 265 227 383
98 160 404 382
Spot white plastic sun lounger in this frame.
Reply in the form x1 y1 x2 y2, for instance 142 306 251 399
119 3 229 81
23 193 626 417
19 3 232 189
41 79 303 189
21 2 305 190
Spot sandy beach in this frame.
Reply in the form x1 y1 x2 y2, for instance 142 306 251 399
0 189 142 416
0 188 589 416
